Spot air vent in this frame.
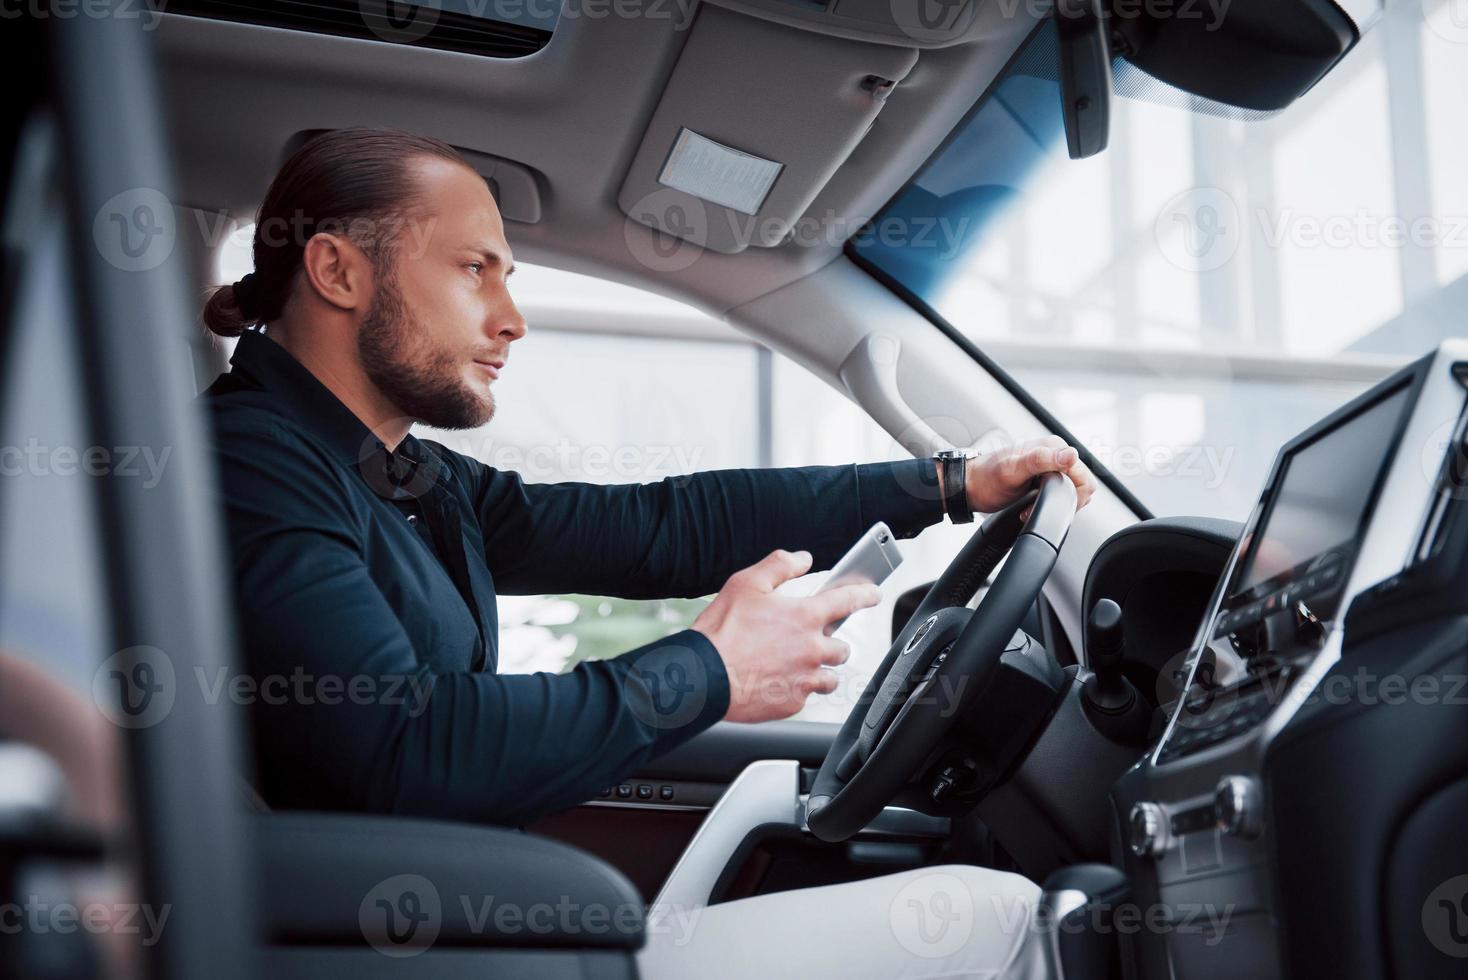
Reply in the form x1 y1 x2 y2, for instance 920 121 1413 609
162 0 552 59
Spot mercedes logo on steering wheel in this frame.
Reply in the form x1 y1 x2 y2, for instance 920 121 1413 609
903 614 939 654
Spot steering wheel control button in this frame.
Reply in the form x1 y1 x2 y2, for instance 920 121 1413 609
920 643 955 683
1214 775 1263 838
1129 802 1169 857
659 785 674 801
615 784 632 799
636 784 653 800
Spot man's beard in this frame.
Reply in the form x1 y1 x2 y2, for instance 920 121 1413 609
357 268 494 431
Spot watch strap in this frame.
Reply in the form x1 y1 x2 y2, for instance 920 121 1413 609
938 452 974 524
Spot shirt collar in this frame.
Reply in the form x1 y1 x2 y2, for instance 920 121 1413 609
227 330 441 492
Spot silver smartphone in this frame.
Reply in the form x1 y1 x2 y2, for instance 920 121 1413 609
814 521 905 635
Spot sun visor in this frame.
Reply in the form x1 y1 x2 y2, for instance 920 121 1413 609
454 147 544 225
618 4 917 255
280 130 544 225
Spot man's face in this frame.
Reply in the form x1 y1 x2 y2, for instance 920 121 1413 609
358 156 526 430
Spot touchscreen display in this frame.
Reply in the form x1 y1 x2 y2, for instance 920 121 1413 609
1236 384 1412 593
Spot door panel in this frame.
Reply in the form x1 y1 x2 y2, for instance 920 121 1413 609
526 721 960 903
527 721 839 901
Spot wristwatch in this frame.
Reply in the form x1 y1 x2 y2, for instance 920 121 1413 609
934 449 974 524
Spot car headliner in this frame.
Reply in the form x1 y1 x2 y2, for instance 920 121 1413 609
152 3 1044 323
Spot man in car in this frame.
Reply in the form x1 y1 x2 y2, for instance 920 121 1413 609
203 127 1094 978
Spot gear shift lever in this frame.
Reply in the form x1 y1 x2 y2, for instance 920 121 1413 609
1081 599 1150 745
1084 599 1132 711
1038 864 1130 980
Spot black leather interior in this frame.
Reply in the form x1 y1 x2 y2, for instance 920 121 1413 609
256 811 645 950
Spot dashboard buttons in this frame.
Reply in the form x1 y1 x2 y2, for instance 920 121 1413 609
659 785 674 801
1215 598 1271 637
636 784 654 800
1157 667 1295 763
1214 775 1263 838
1169 804 1215 836
1129 802 1169 857
615 784 632 798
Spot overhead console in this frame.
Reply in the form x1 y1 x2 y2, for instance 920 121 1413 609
618 4 918 254
1112 340 1468 980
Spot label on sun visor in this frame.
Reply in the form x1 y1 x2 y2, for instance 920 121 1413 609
657 129 783 217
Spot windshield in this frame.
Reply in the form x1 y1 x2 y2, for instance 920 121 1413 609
853 5 1466 520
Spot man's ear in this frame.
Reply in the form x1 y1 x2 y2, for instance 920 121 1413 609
300 233 372 313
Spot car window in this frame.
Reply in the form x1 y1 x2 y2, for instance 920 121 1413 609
853 5 1466 521
215 241 971 722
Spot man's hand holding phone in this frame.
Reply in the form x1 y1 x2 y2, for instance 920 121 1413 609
693 549 880 723
694 526 902 723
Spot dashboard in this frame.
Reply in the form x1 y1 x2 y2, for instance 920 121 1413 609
1111 340 1468 980
564 343 1468 980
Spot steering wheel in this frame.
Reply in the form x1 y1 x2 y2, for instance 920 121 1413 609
805 472 1077 842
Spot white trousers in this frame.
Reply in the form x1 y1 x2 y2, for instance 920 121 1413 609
637 864 1048 980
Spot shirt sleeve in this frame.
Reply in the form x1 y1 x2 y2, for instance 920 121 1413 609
464 457 945 599
212 419 729 827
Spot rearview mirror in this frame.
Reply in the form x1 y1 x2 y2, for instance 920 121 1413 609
1057 0 1114 159
1108 0 1366 112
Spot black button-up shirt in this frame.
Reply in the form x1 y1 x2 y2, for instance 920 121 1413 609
203 330 942 826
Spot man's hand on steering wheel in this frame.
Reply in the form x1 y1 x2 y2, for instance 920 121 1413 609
806 470 1080 841
959 435 1097 514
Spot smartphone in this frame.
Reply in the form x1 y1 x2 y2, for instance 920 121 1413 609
814 521 904 635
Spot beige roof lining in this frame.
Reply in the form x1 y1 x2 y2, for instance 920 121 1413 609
153 2 1042 324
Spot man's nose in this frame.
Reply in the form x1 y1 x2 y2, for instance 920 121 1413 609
492 301 527 343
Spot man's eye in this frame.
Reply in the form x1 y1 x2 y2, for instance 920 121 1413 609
467 262 484 275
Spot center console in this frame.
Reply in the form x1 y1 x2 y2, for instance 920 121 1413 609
1110 340 1468 980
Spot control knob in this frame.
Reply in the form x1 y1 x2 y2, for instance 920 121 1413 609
1214 775 1263 838
1128 802 1168 858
